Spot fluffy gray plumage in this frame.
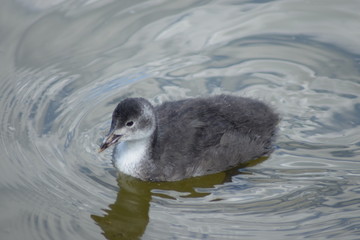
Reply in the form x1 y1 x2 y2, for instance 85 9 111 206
100 95 279 181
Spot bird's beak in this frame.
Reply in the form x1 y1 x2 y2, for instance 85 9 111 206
98 132 122 153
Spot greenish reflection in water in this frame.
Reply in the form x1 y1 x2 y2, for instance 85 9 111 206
92 157 266 239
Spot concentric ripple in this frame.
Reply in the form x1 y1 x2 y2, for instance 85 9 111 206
1 0 360 240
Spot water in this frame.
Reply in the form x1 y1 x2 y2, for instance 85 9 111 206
1 0 360 239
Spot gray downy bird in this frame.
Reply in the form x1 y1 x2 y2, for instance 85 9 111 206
99 95 279 181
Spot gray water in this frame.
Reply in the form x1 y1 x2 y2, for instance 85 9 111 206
1 0 360 239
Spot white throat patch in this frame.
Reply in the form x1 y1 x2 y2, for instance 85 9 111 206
114 138 149 177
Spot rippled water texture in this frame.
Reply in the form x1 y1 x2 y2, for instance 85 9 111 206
1 0 360 239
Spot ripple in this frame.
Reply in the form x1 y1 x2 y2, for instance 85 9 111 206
143 172 357 239
0 66 117 239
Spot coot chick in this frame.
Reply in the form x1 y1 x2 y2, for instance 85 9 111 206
99 95 279 181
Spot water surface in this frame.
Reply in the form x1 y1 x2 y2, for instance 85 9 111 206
1 0 360 239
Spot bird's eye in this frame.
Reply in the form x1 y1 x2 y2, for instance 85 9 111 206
126 121 134 127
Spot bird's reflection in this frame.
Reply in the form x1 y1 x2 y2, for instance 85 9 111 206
91 157 267 240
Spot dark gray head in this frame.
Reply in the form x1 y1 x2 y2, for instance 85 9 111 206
99 98 156 152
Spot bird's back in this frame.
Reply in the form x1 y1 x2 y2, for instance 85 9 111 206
150 95 279 181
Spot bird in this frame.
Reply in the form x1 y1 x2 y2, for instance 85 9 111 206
99 94 279 181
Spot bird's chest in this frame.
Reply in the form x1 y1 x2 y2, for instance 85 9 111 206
114 140 148 177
